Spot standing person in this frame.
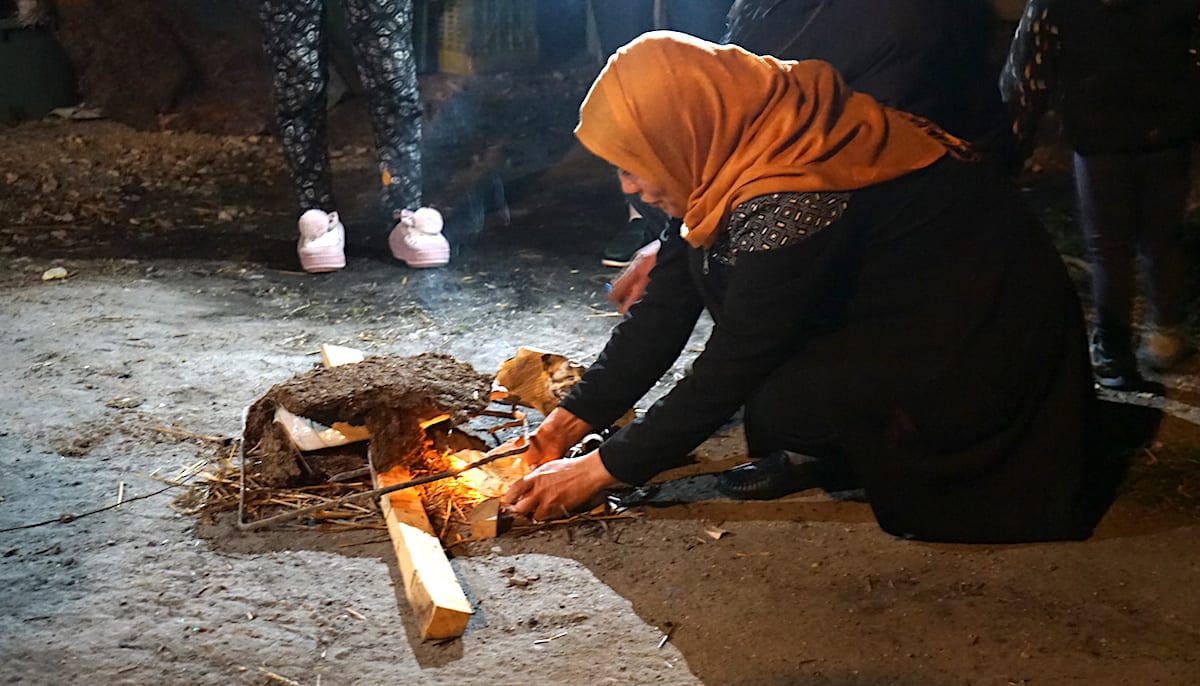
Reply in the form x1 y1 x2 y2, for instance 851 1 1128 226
258 0 449 273
725 0 1011 163
502 33 1097 544
608 0 1014 309
1001 0 1200 390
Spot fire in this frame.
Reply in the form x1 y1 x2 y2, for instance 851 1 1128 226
442 449 525 500
443 451 487 501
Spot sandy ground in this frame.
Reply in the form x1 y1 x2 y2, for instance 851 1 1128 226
1 67 1199 686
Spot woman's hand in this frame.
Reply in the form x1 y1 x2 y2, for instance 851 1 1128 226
495 407 594 470
502 450 621 521
607 239 660 315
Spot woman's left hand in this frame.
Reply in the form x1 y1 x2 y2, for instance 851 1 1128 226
502 450 621 521
607 239 660 315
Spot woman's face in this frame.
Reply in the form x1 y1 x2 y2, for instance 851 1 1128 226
617 169 685 218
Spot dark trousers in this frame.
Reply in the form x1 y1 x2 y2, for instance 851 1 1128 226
1073 144 1192 351
258 0 423 219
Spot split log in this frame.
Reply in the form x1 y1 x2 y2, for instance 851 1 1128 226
468 497 501 540
374 462 473 640
321 343 365 368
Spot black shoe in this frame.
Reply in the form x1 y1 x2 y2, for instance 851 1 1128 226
601 217 659 268
716 451 817 500
1091 332 1162 393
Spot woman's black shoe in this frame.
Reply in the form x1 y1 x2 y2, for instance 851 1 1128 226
716 451 816 500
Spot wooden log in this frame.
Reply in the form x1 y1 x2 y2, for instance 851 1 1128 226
373 463 473 640
468 497 501 540
321 343 365 368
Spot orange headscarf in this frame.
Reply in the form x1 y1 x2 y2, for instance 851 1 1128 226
575 31 964 248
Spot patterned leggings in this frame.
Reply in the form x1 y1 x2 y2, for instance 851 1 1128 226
258 0 422 220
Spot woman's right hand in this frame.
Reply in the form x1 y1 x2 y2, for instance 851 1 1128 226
489 407 595 470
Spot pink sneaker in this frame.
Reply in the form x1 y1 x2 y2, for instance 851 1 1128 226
389 207 449 268
297 209 346 273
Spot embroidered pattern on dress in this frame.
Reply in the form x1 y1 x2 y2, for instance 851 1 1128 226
719 192 850 262
897 111 981 162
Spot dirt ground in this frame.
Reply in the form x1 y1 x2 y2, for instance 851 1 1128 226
2 62 1199 686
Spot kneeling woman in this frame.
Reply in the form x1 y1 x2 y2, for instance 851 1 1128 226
504 32 1096 543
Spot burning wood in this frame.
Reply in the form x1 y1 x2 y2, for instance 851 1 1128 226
468 498 502 540
178 346 643 642
444 449 525 498
373 461 473 640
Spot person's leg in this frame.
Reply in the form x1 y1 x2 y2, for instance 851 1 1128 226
1074 150 1143 387
342 0 446 267
602 192 670 267
602 170 672 267
718 354 862 499
259 0 345 273
341 0 423 219
258 0 335 213
1134 144 1193 370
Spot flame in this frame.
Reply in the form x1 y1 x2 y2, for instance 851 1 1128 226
419 414 451 430
437 448 525 500
429 449 482 501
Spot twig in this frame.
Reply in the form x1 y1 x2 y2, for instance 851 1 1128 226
509 510 642 535
336 536 390 548
485 417 528 434
116 481 125 505
451 499 467 524
148 425 230 443
140 459 210 487
478 408 523 419
533 631 569 645
656 622 676 648
258 668 303 686
437 499 453 540
329 466 371 482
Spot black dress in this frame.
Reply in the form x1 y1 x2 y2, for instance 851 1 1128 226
561 158 1096 543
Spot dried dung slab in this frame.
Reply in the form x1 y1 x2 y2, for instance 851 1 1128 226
242 352 491 487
